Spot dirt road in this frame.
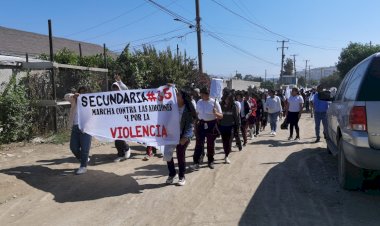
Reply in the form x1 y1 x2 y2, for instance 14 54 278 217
1 117 380 226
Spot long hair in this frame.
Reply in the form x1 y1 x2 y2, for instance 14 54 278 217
180 89 197 120
221 93 235 110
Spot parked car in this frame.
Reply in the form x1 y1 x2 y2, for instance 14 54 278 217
325 52 380 190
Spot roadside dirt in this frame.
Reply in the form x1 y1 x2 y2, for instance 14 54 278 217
1 117 379 226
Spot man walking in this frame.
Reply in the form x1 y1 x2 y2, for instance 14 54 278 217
313 85 329 143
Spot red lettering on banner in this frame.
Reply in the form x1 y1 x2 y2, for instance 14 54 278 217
156 125 161 137
150 125 156 136
117 127 123 139
123 127 129 138
110 128 117 138
142 125 149 137
136 126 142 137
162 126 167 138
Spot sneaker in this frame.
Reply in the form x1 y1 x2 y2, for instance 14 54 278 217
75 167 87 175
208 162 215 169
178 177 186 186
288 136 293 141
190 164 200 171
272 132 276 136
87 157 91 163
143 154 151 161
114 156 127 162
238 146 243 151
269 131 274 135
125 149 131 159
294 136 300 141
166 175 178 184
225 157 231 164
314 138 320 143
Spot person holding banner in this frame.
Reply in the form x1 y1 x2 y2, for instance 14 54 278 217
110 78 131 162
165 89 197 186
219 93 240 164
192 87 223 170
64 86 92 175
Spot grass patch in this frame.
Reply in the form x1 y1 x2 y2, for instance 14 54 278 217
49 130 71 145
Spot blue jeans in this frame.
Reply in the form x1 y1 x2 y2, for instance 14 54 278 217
314 112 328 139
268 112 280 132
70 125 92 167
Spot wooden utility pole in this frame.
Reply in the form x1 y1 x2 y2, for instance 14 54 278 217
304 60 309 78
48 19 57 132
277 40 289 83
79 43 83 59
195 0 203 76
290 54 297 85
103 43 108 91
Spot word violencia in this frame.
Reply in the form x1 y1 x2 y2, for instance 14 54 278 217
91 104 173 116
110 125 168 139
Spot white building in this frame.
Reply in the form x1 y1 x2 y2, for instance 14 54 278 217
222 78 261 90
296 66 336 81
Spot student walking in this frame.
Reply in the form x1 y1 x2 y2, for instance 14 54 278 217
286 88 304 140
192 87 223 170
313 85 329 143
265 90 282 136
64 86 92 175
219 93 240 164
237 91 250 147
166 89 197 186
260 93 268 132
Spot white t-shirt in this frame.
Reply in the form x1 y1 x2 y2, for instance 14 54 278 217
196 98 222 121
288 95 304 112
266 96 282 114
234 101 241 114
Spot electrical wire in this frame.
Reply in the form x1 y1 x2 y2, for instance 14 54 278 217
211 0 340 51
64 2 147 37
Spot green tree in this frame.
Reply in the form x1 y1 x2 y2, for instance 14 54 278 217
284 58 294 75
261 80 275 90
298 76 306 87
235 73 243 80
320 72 342 88
337 42 380 78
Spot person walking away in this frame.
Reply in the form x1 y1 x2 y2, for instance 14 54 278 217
112 75 131 162
254 94 263 137
261 93 268 132
266 90 282 136
309 88 316 118
313 85 329 143
166 89 197 186
286 88 304 140
219 94 240 164
246 93 257 139
192 87 223 170
237 91 250 147
64 86 92 175
232 92 243 151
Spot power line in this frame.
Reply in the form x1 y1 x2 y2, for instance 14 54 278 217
145 0 194 27
210 0 340 51
64 2 147 37
108 26 188 48
205 30 280 67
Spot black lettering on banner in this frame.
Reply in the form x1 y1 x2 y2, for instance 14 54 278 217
96 96 103 106
89 96 96 107
81 96 88 107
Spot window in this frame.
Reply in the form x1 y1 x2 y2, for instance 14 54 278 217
335 68 353 101
343 58 371 101
357 57 380 101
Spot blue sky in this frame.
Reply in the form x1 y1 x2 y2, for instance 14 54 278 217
1 0 379 78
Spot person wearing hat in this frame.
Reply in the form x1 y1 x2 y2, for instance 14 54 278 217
192 87 223 170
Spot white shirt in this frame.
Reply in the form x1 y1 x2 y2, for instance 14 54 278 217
288 95 304 112
196 98 222 121
234 101 241 114
266 96 282 114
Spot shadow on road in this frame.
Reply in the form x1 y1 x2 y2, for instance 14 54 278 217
239 148 380 226
252 139 312 147
0 164 168 203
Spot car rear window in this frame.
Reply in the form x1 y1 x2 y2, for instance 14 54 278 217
357 57 380 101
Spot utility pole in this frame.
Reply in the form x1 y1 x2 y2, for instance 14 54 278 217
277 40 289 83
195 0 203 76
304 60 309 78
176 44 179 56
265 69 267 82
308 65 311 86
290 54 297 85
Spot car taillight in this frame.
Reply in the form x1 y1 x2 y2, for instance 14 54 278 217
349 106 367 131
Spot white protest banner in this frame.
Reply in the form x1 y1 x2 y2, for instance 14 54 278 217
210 78 223 99
77 86 180 146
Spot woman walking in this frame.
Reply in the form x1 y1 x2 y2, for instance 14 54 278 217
166 89 197 186
219 93 240 164
265 90 282 136
286 88 304 140
64 86 92 175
